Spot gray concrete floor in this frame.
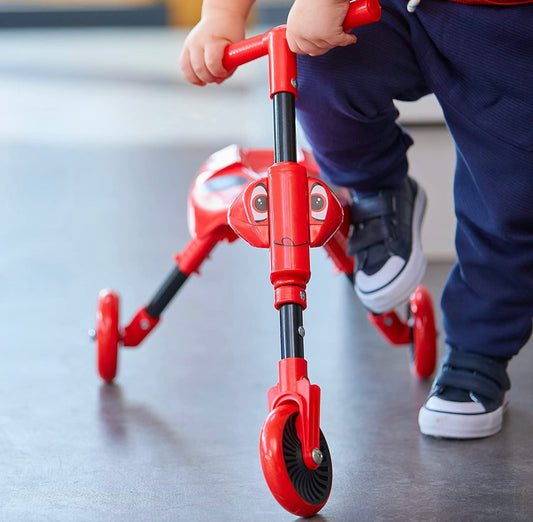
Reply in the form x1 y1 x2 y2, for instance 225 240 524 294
1 143 532 522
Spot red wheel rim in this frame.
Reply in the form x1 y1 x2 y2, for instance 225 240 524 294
96 290 120 383
259 404 332 517
409 285 437 379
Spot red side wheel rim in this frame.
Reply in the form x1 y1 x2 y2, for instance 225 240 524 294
259 404 332 517
409 285 437 379
96 290 120 383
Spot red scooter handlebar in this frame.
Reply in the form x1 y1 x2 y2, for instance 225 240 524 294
223 0 381 71
342 0 382 31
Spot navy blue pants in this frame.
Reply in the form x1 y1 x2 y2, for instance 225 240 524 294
296 0 533 359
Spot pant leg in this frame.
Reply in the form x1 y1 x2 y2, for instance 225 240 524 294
413 1 533 358
441 133 533 359
296 0 430 192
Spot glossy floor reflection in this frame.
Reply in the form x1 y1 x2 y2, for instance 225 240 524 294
1 144 532 521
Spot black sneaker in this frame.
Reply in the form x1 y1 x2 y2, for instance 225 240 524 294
418 348 510 439
348 177 427 313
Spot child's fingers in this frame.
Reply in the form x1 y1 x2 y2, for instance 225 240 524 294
287 32 357 56
204 42 231 81
286 34 322 55
180 48 206 86
336 33 357 48
188 47 219 85
287 36 334 57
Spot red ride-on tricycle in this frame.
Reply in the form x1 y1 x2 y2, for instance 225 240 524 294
92 0 436 516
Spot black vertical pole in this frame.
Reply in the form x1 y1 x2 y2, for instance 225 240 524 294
280 303 305 359
273 92 297 163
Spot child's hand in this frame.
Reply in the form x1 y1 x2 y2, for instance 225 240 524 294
286 0 356 56
180 8 247 86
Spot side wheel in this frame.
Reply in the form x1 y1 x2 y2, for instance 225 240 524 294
96 289 120 383
259 404 332 517
409 285 437 380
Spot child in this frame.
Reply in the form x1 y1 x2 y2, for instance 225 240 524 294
180 0 533 439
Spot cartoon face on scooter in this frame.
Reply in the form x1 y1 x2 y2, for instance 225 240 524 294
228 165 344 252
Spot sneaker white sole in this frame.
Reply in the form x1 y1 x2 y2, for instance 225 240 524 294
418 402 507 439
355 185 427 314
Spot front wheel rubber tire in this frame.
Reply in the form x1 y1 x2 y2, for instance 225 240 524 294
259 404 332 517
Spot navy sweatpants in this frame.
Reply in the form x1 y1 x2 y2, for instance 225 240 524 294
295 0 533 359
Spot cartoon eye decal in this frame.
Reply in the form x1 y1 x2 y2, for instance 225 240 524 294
310 183 328 221
250 183 268 222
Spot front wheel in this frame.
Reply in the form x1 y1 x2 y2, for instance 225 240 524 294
259 404 332 517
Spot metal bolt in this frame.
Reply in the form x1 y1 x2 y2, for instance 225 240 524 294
312 448 323 465
298 326 305 337
384 317 393 327
88 328 96 341
291 78 298 89
300 291 306 301
140 320 150 330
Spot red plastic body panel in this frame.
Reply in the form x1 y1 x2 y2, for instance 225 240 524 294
188 146 320 243
307 176 344 247
267 357 322 471
187 145 251 244
322 229 355 275
227 177 270 248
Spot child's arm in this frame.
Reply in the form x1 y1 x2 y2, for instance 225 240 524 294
180 0 255 86
286 0 356 56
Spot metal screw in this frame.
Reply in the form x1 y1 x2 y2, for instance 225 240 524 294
140 320 150 330
88 328 96 341
298 326 305 337
300 291 306 301
384 317 393 327
312 448 323 465
291 78 298 89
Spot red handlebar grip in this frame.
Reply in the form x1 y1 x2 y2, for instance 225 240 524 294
343 0 382 31
223 32 269 71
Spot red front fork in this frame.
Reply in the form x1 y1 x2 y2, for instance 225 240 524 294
268 358 322 471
